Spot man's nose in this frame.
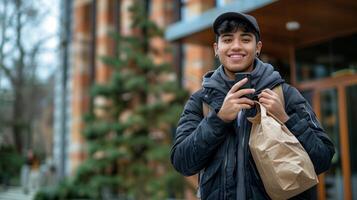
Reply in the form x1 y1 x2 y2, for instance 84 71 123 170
231 40 242 50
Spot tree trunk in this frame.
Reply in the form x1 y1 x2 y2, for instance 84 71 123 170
12 88 23 153
12 0 26 154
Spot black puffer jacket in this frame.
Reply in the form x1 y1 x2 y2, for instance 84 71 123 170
171 59 335 200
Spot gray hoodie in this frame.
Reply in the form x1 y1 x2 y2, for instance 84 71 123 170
202 58 284 96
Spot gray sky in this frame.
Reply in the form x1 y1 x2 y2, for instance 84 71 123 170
0 0 59 89
37 0 60 80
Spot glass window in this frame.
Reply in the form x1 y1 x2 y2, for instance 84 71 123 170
320 89 344 199
296 33 357 82
346 85 357 200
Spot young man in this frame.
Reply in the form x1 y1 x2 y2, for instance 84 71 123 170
171 12 335 200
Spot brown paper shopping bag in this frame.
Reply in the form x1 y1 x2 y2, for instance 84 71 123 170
248 86 318 200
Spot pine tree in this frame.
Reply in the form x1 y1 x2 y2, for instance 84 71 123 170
70 1 187 199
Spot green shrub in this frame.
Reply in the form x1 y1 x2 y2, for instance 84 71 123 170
0 145 24 185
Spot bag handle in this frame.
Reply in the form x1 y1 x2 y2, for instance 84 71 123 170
273 85 285 108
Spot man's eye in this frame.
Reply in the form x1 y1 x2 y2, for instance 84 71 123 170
223 38 232 43
242 38 251 42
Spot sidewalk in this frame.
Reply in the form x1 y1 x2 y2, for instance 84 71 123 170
0 186 37 200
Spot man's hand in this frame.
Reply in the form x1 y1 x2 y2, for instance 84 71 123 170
217 78 255 123
258 88 289 123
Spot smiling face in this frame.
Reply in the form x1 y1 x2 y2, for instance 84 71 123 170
214 23 262 79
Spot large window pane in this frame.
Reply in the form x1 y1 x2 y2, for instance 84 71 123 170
296 33 357 82
346 85 357 200
320 89 343 199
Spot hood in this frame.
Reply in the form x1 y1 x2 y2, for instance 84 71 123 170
202 58 284 96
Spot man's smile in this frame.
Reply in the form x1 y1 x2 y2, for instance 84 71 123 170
228 53 245 61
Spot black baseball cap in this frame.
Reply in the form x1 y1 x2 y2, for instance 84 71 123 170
213 12 260 40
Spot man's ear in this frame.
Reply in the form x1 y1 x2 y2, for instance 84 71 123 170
256 41 262 55
213 42 218 56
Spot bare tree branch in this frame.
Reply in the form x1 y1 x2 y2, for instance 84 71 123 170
0 0 55 153
0 0 15 82
0 64 14 83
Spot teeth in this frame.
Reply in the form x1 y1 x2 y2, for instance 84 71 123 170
230 55 243 58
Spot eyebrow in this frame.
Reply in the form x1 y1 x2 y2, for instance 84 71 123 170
221 33 234 37
220 32 253 38
240 33 253 37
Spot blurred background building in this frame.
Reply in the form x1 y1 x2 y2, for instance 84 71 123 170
55 0 179 178
55 0 357 199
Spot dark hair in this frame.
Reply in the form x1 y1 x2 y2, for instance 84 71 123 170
215 20 260 43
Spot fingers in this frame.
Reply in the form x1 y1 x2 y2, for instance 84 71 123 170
238 104 254 110
258 89 277 100
259 89 280 111
262 88 275 95
258 91 270 99
236 97 255 106
228 97 254 109
231 88 255 99
228 78 248 94
231 102 254 111
227 97 254 112
258 97 273 107
259 100 273 112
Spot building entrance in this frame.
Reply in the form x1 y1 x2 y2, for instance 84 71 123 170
299 74 357 200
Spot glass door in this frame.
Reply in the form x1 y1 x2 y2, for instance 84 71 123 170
298 74 357 200
346 85 357 200
319 89 343 199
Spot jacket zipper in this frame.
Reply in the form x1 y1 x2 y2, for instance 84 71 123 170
239 110 247 200
223 137 229 200
242 110 252 199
